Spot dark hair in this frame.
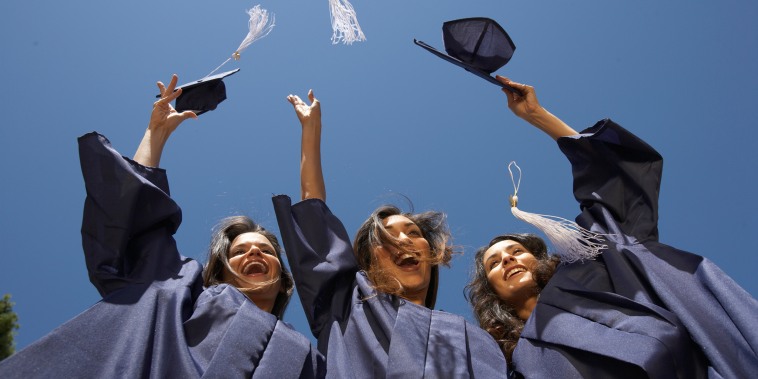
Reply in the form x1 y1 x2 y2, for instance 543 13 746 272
203 215 294 318
465 233 560 361
352 205 458 308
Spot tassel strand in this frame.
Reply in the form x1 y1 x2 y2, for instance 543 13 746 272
508 161 606 263
329 0 365 45
207 5 275 77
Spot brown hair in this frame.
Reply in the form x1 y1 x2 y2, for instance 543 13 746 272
352 205 458 308
465 233 560 361
203 215 294 318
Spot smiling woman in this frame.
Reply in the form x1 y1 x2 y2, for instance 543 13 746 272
466 77 758 378
272 89 507 377
203 216 293 316
0 75 321 378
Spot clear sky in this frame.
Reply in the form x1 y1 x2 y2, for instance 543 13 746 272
1 0 756 350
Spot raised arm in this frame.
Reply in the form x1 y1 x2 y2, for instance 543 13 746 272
133 74 197 167
287 90 326 201
496 76 578 140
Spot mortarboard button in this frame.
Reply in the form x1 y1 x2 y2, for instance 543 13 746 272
414 17 520 94
156 68 240 115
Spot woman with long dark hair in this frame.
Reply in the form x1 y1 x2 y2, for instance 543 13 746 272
466 76 758 378
0 75 321 378
272 90 507 377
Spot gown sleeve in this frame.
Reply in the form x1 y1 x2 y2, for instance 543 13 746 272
272 195 358 339
557 119 663 242
553 120 758 378
78 132 183 297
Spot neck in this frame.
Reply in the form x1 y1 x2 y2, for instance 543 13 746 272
402 288 429 307
239 288 277 314
515 295 539 321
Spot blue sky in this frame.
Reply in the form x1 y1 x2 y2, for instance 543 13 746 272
1 0 756 350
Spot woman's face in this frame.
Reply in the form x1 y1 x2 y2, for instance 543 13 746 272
373 215 432 302
482 239 539 306
222 232 282 296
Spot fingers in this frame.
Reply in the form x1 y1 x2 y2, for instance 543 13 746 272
286 94 303 106
308 89 317 104
164 87 182 102
153 88 182 110
156 81 166 97
166 74 179 95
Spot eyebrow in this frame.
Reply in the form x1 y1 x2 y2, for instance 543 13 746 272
484 243 524 263
384 221 416 230
230 241 274 251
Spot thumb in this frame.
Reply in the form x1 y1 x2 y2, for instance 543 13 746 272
179 111 198 121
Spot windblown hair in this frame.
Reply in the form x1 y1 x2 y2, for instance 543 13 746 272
352 205 458 308
465 233 560 361
203 215 294 318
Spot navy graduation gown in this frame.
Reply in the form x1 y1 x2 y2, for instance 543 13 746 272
272 196 508 378
511 120 758 378
0 133 322 378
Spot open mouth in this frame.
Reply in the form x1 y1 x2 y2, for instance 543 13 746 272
242 260 268 276
505 265 527 280
393 252 420 269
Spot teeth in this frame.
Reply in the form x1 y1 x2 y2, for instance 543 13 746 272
394 253 418 266
506 267 526 279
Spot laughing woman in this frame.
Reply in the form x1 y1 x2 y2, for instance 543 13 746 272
466 77 758 378
0 75 321 378
272 90 507 377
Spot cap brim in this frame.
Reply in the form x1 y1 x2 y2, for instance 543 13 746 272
175 68 240 92
413 39 521 95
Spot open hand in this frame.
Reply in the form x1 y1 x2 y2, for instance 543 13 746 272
149 74 197 134
287 89 321 127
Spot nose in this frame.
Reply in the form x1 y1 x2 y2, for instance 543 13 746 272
398 232 412 245
501 251 516 262
245 246 263 257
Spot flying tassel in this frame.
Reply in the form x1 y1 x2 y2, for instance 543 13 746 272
207 5 275 77
507 161 606 263
329 0 366 45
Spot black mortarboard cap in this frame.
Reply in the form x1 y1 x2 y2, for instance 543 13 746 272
157 68 240 115
414 17 519 93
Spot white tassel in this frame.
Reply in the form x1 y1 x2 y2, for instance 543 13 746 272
207 5 275 77
508 162 606 263
329 0 366 45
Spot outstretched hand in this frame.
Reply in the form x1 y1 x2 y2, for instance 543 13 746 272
496 76 578 140
149 74 197 135
287 90 321 127
496 76 544 122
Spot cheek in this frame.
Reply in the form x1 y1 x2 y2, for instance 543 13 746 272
225 256 241 274
486 270 500 288
373 248 394 268
416 240 431 255
269 258 282 277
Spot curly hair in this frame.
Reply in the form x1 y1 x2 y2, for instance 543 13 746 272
465 233 560 361
203 215 294 319
352 205 458 308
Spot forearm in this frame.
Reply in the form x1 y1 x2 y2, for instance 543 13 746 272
522 107 578 140
133 127 172 168
300 120 326 201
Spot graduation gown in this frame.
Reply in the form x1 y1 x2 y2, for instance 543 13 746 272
273 196 508 378
0 133 322 379
511 120 758 379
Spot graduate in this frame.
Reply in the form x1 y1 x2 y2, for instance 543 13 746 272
0 75 322 378
271 90 508 378
466 76 758 378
